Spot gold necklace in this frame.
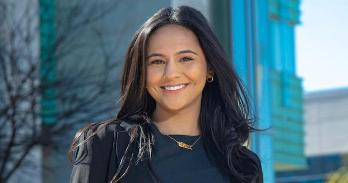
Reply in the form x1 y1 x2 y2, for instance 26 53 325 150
167 135 201 150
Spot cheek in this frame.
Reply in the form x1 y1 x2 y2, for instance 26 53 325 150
146 67 161 87
187 63 207 83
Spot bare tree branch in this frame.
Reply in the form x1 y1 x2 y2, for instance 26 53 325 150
0 0 125 182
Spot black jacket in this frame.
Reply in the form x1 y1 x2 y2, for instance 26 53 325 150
70 121 133 183
69 121 263 183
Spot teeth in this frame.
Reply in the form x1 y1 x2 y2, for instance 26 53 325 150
163 84 186 91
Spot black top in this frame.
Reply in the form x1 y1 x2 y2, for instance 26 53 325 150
70 121 262 183
122 123 230 183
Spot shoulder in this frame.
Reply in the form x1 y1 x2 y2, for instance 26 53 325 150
74 118 137 142
69 119 141 182
70 118 132 164
75 119 120 144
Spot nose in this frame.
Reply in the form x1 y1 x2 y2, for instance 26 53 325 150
164 58 181 79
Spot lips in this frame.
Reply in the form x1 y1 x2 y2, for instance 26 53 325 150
160 83 189 91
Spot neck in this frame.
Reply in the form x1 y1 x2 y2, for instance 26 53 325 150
151 105 201 136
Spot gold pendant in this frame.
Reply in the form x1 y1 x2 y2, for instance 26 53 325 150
176 141 193 150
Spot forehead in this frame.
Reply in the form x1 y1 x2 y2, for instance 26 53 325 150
147 24 202 52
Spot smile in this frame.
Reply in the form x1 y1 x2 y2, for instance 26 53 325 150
160 83 189 91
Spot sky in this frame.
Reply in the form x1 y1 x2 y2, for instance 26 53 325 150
296 0 348 92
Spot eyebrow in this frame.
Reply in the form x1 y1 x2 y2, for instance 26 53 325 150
146 49 198 59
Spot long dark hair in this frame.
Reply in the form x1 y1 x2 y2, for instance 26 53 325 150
69 6 262 183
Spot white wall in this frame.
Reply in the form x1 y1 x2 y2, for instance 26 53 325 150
305 88 348 156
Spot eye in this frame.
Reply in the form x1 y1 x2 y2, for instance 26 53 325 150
180 56 193 62
149 59 165 65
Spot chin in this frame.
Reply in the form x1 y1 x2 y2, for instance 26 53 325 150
159 103 189 113
164 105 187 112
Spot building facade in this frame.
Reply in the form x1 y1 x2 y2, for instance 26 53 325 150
277 87 348 182
230 0 305 182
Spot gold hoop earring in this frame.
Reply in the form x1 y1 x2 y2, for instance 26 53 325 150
207 76 214 83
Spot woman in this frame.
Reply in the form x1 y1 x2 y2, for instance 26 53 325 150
69 6 263 183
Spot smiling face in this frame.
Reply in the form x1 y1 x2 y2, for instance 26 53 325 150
146 24 213 114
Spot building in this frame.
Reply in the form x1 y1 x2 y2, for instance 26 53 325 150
277 87 348 182
230 0 305 182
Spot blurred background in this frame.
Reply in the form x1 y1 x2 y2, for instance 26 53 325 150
0 0 347 182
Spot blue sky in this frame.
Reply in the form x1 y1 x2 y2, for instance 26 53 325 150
296 0 348 92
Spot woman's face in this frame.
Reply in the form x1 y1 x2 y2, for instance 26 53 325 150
146 24 213 113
